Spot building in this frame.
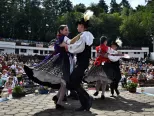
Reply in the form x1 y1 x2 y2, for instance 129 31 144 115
0 41 54 55
0 41 150 59
91 47 149 59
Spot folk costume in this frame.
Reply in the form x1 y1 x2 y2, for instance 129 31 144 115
67 10 94 111
109 38 123 97
24 35 76 89
84 36 112 84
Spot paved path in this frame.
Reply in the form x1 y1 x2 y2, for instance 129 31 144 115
0 90 154 116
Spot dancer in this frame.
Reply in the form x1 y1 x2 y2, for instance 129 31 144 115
109 40 123 97
24 25 81 110
62 10 94 111
85 38 128 98
93 36 110 99
84 36 112 100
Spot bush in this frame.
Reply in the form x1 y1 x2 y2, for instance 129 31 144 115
12 86 25 98
126 82 138 89
13 86 24 94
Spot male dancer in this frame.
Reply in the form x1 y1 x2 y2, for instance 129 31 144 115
66 10 94 111
109 40 122 97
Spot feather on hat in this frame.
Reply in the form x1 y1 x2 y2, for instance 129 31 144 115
76 10 94 28
111 37 123 47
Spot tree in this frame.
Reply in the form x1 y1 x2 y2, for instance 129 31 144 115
59 0 73 15
120 11 154 47
74 3 86 13
110 0 121 13
88 3 103 17
120 0 131 9
98 0 108 13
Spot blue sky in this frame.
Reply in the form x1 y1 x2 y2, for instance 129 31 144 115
70 0 147 9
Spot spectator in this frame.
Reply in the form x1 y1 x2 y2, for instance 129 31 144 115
147 72 154 80
0 72 4 88
1 69 8 82
121 73 127 88
4 77 15 89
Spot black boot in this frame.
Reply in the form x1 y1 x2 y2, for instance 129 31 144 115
75 106 85 111
101 95 105 100
52 95 58 104
85 96 93 111
93 91 99 96
56 104 65 110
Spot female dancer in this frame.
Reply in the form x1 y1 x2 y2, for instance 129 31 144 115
85 36 111 99
61 10 94 111
24 25 81 110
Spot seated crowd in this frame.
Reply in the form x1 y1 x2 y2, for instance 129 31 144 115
120 60 154 87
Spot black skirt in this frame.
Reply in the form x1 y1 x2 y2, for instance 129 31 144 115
84 64 112 83
24 53 70 89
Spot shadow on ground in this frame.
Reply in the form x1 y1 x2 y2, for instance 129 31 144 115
92 95 154 112
34 108 97 116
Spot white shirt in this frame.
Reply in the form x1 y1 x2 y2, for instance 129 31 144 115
10 64 16 70
67 31 94 54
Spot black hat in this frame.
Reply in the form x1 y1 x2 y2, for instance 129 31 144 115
76 10 93 28
76 18 90 28
111 38 122 47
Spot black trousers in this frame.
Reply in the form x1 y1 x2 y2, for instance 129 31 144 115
110 82 119 95
68 62 90 108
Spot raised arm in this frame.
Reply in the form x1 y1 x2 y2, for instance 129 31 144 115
60 33 82 47
70 33 82 44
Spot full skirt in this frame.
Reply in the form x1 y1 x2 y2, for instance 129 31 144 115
24 54 65 88
84 64 113 83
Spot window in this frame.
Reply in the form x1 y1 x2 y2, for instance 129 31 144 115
125 52 128 54
45 51 48 54
33 50 38 53
134 52 136 54
15 49 19 54
40 50 43 54
137 52 140 54
20 49 27 53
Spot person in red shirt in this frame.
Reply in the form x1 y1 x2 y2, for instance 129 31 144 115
84 36 111 100
94 38 110 66
130 74 138 84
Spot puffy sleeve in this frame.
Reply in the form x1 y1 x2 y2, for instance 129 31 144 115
107 47 121 62
81 31 94 46
68 31 94 54
67 37 85 54
64 36 71 44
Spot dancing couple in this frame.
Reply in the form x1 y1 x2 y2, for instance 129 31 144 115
24 10 94 111
84 36 129 98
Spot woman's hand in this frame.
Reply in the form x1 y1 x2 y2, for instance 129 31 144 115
60 42 67 47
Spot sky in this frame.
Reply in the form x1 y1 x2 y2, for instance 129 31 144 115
70 0 147 9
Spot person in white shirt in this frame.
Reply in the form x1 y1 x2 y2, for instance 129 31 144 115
147 72 154 80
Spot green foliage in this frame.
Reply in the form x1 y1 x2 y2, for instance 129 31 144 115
0 0 154 49
126 82 138 89
74 3 86 13
13 86 24 94
98 0 108 13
